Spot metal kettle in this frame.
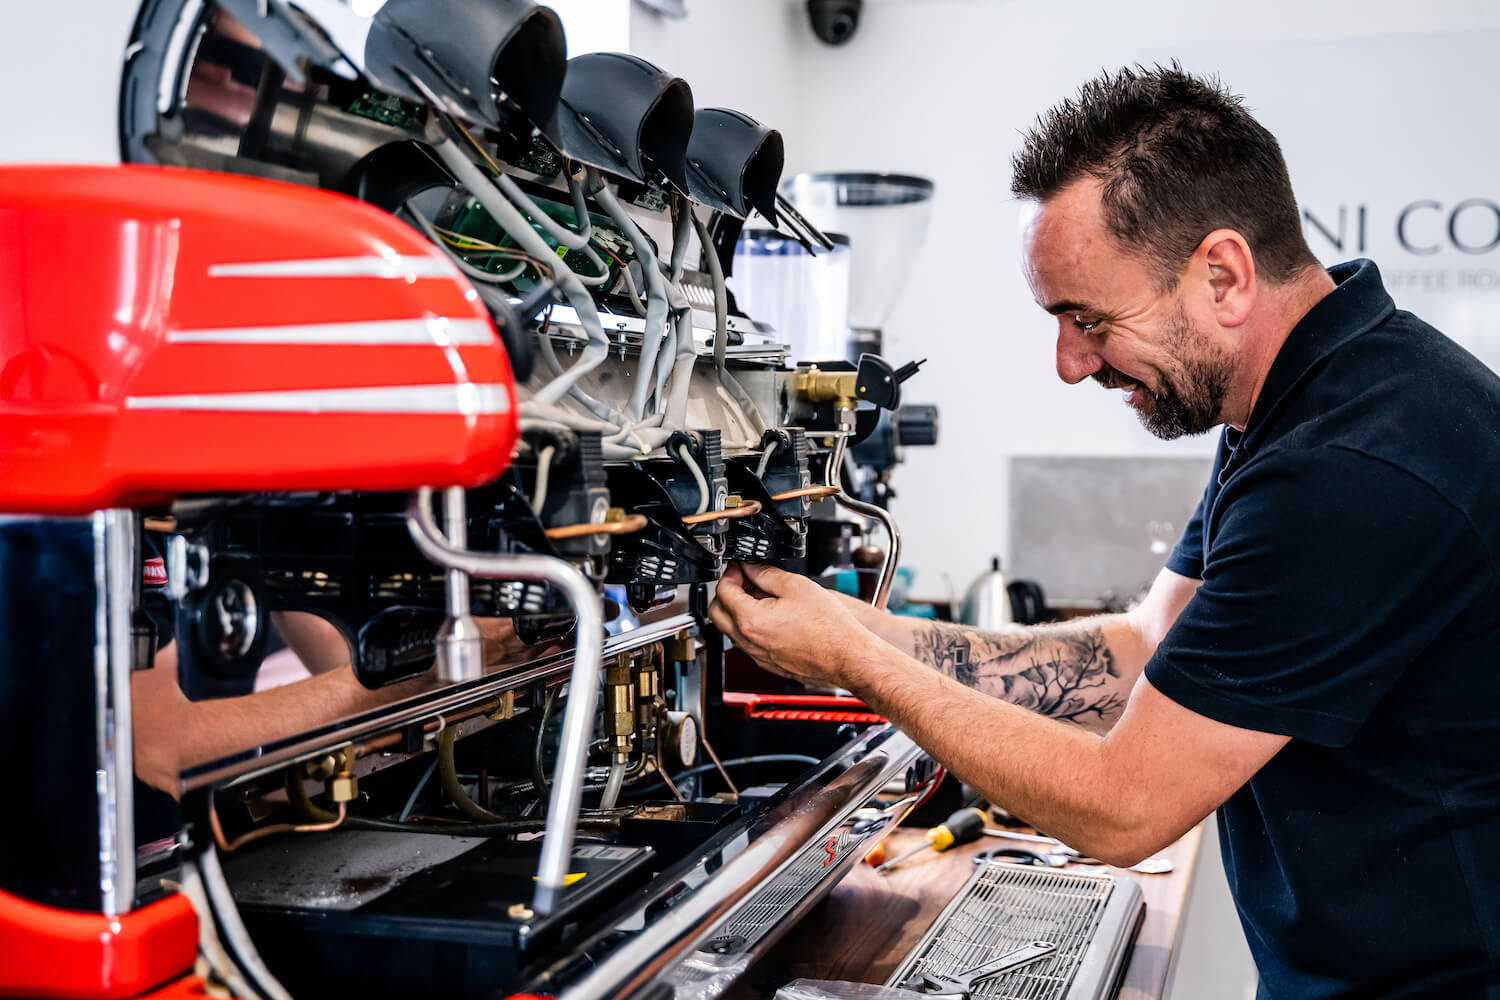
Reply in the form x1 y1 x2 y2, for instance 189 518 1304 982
961 556 1013 629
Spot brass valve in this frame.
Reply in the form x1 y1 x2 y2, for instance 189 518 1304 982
633 650 661 747
665 628 697 663
304 746 356 783
793 366 859 411
603 652 635 764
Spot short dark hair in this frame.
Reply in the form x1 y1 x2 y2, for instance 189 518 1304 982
1011 63 1318 287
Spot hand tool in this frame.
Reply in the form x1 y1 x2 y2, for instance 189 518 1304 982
901 940 1058 997
876 808 986 873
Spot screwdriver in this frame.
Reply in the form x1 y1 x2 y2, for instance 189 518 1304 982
876 807 987 873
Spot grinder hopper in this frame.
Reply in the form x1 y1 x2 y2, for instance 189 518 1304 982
779 172 934 359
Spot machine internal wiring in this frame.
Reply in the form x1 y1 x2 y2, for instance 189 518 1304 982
676 443 711 514
208 796 348 854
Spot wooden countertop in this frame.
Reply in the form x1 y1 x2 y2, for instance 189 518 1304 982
726 820 1203 999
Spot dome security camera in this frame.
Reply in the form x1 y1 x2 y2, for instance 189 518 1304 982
806 0 862 46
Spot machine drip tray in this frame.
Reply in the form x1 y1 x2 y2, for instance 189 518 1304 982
228 830 655 998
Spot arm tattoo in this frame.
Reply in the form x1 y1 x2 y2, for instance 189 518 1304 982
911 620 1126 725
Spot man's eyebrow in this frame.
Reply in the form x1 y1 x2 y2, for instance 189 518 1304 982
1041 299 1092 316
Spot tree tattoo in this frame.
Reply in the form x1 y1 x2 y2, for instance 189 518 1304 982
911 620 1126 725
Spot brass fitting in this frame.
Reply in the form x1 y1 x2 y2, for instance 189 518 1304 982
665 628 696 663
633 651 661 743
794 366 859 410
328 770 359 803
304 745 356 783
487 690 517 722
603 652 635 764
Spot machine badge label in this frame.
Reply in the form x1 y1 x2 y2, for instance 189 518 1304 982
143 557 168 587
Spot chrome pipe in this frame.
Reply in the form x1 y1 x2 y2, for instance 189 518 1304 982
406 487 603 914
544 727 920 1000
434 486 484 683
94 508 138 915
825 436 903 611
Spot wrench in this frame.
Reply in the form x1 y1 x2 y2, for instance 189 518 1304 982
902 939 1058 997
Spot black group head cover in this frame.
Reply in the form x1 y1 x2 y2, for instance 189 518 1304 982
555 52 694 191
685 108 783 222
367 0 566 132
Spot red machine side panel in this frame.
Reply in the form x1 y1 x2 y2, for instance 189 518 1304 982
0 890 198 999
0 165 519 513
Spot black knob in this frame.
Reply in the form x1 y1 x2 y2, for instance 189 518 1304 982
895 404 939 447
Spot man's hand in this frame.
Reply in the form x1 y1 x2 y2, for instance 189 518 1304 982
707 562 879 688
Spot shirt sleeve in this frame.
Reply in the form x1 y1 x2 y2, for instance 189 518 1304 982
1145 446 1492 747
1165 486 1208 580
1165 431 1232 580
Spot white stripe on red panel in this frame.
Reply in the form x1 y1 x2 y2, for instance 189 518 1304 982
166 317 494 346
208 256 455 279
123 383 512 415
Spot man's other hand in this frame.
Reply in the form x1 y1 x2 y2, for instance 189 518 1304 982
708 562 876 688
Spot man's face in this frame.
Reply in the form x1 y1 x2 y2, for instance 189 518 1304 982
1019 179 1233 440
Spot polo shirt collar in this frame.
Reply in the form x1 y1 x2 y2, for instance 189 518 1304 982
1218 259 1395 483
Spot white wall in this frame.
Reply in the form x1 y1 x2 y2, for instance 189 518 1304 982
617 0 1500 600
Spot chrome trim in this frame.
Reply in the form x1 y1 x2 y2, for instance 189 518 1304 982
826 435 903 610
167 317 493 345
176 610 695 793
156 0 205 115
405 487 604 914
527 725 922 1000
94 509 138 915
123 383 513 415
207 256 456 279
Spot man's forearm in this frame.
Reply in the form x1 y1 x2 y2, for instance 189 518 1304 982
834 593 1149 732
846 640 1143 863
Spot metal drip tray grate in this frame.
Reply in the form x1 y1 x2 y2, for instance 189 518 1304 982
719 827 865 949
888 863 1138 1000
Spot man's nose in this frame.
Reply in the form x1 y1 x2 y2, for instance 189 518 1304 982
1055 323 1103 385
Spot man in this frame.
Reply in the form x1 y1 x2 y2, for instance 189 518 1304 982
710 65 1500 998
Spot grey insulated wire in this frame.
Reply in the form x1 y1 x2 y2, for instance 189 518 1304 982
589 169 669 423
399 756 439 822
669 196 692 282
429 126 610 409
689 208 768 437
677 443 711 514
566 167 594 240
756 438 779 479
531 444 556 513
495 173 611 287
404 200 526 282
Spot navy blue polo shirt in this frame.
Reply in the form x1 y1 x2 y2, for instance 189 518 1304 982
1146 260 1500 999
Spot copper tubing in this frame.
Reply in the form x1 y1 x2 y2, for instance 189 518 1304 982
697 727 739 798
544 514 649 540
209 798 347 854
769 486 841 502
680 500 763 526
351 697 501 757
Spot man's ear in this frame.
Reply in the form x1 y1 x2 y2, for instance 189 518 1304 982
1195 229 1256 328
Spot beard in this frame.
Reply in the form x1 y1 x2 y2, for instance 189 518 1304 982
1096 307 1232 440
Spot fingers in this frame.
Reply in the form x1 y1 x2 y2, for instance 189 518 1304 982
714 564 751 612
738 560 798 597
706 597 742 645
